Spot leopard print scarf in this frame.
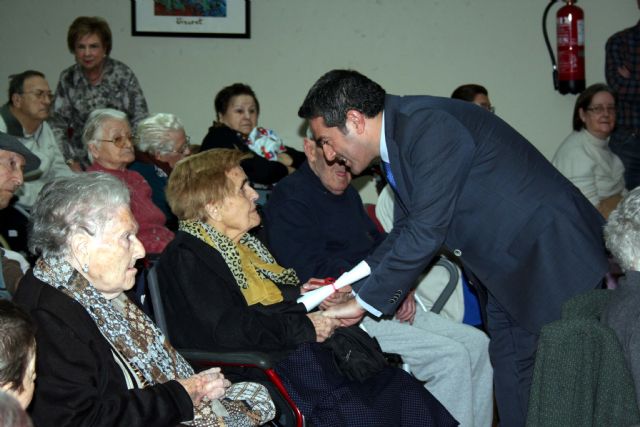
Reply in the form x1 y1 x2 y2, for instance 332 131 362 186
179 220 299 305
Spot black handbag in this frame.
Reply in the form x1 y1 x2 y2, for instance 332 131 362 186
322 325 388 382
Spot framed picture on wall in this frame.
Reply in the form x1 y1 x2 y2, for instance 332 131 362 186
132 0 250 38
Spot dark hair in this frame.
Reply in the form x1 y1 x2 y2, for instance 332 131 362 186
451 84 488 102
67 16 112 55
0 301 36 393
214 83 260 118
298 69 386 133
7 70 45 105
572 83 616 131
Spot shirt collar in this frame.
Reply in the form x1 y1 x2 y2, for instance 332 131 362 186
379 110 389 163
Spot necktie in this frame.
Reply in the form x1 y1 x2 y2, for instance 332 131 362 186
381 161 397 192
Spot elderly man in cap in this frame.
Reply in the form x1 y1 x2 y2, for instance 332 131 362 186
0 132 40 299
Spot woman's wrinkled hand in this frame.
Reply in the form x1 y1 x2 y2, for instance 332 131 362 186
307 311 340 342
177 367 231 406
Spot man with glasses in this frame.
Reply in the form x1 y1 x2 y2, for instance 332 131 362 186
0 70 73 209
0 71 73 258
451 84 495 113
298 69 608 427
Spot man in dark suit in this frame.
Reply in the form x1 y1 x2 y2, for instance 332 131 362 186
298 69 608 427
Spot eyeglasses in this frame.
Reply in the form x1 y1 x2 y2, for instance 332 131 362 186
476 103 495 113
168 136 191 154
585 105 616 115
22 90 54 101
97 133 133 148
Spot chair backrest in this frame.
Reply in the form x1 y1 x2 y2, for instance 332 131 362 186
146 264 171 342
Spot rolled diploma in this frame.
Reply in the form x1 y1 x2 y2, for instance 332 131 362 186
297 260 371 311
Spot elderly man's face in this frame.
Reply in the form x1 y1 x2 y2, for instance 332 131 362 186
304 138 352 195
0 150 25 209
12 76 52 123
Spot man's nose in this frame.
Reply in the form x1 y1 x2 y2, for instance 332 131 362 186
12 169 24 187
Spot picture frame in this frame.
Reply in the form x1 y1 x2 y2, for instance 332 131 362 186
132 0 250 38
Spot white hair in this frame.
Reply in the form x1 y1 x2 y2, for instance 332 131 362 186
134 113 185 155
604 187 640 271
81 108 128 163
29 173 130 258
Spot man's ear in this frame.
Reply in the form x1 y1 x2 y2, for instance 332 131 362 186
346 110 366 134
302 138 317 163
11 93 22 109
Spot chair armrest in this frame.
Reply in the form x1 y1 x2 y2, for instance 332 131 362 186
178 349 273 370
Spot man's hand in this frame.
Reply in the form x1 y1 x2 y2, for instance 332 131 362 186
394 290 416 324
322 298 365 327
618 65 632 79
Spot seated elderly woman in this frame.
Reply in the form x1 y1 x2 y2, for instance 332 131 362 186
83 108 174 254
552 83 624 219
13 173 275 427
157 148 457 426
199 83 305 186
602 187 640 410
131 113 192 230
0 300 36 410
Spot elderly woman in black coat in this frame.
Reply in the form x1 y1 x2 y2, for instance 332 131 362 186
14 173 274 427
158 148 457 426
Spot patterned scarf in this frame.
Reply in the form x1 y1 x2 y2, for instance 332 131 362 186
34 257 274 426
179 220 299 306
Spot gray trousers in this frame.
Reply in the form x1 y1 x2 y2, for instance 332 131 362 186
362 309 493 427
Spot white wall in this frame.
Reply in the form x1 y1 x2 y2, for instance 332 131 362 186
0 0 637 201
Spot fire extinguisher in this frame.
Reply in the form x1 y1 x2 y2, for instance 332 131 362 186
543 0 585 94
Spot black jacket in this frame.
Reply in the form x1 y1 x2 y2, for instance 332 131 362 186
200 125 289 185
157 231 315 361
14 271 193 427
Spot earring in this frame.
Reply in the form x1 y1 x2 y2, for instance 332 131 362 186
82 264 89 273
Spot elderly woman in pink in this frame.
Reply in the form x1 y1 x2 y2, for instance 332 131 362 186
83 108 173 254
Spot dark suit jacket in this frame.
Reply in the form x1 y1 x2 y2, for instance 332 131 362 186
13 270 193 427
157 231 316 360
358 95 608 333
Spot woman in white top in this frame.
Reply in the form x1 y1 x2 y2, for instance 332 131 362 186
552 83 623 219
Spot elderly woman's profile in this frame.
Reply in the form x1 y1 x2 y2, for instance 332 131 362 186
13 173 274 427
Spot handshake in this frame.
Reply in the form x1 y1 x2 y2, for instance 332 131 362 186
297 261 371 311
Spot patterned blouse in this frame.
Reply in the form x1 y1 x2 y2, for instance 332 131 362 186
50 57 149 165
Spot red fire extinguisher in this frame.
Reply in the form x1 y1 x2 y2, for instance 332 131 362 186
543 0 586 94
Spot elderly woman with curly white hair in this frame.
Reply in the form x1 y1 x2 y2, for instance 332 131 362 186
603 186 640 411
130 113 192 230
13 173 274 427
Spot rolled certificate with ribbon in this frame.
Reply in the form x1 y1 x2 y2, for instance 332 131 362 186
297 260 371 311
